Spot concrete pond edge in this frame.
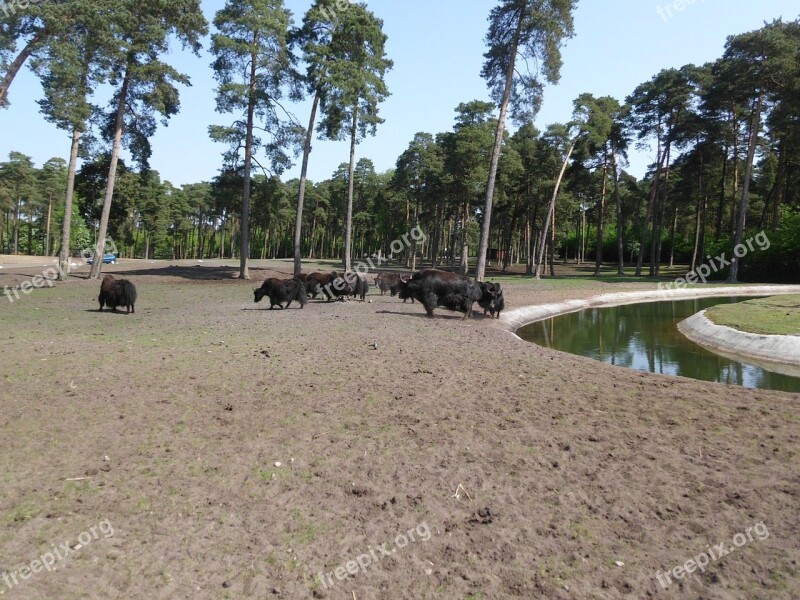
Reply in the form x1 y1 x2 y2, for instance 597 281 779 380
500 285 800 374
677 310 800 377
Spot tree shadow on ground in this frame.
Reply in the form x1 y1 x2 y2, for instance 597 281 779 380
77 265 285 282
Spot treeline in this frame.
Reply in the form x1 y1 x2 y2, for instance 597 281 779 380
1 2 798 282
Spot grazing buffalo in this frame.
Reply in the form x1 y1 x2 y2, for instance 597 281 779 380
478 282 505 319
374 272 403 296
344 272 369 301
398 269 482 319
98 274 137 314
254 277 308 309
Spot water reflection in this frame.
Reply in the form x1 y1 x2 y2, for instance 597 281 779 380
518 297 800 393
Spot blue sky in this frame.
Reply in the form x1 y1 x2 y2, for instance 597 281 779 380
1 0 798 186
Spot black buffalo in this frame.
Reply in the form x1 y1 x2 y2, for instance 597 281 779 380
344 272 369 301
317 271 352 301
478 282 505 319
395 275 414 303
305 272 350 301
254 277 308 309
398 269 482 319
303 272 330 299
98 274 137 314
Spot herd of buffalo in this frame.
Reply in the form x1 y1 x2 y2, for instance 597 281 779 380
253 269 505 319
95 268 505 320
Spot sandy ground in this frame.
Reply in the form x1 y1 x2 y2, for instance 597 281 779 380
0 258 798 600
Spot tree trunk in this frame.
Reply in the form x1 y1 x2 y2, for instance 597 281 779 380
525 212 533 275
239 32 259 280
667 204 678 268
0 33 43 107
12 195 20 255
343 107 358 273
549 201 556 277
293 88 321 275
730 114 740 237
650 142 671 276
728 93 763 283
90 62 131 279
690 184 705 273
771 136 786 230
635 129 665 277
475 8 525 282
460 201 469 275
593 154 608 276
431 198 443 268
715 143 728 241
27 210 32 255
219 214 226 259
410 200 419 272
611 143 624 275
45 195 53 256
535 137 577 279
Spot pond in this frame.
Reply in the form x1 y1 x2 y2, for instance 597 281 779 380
517 297 800 393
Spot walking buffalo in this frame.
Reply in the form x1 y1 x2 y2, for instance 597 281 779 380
478 282 505 319
375 272 402 296
344 272 369 301
254 277 308 309
98 274 137 314
304 272 332 299
398 269 482 319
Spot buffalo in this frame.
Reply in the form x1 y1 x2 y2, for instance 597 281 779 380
394 275 415 304
254 277 308 309
304 272 349 301
478 282 505 319
374 272 403 296
98 274 137 314
398 269 482 319
303 272 330 299
318 271 353 301
344 272 369 301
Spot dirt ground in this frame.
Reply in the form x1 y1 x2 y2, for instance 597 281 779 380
0 258 798 600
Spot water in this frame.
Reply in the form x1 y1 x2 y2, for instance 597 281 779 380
517 297 800 393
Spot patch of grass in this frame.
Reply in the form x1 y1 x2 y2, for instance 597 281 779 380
5 501 41 524
706 295 800 335
62 480 95 495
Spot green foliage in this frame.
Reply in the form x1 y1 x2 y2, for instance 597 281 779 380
1 8 798 286
482 0 578 123
315 3 393 143
210 0 302 174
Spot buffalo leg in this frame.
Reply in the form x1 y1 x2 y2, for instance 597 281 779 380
422 293 437 318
